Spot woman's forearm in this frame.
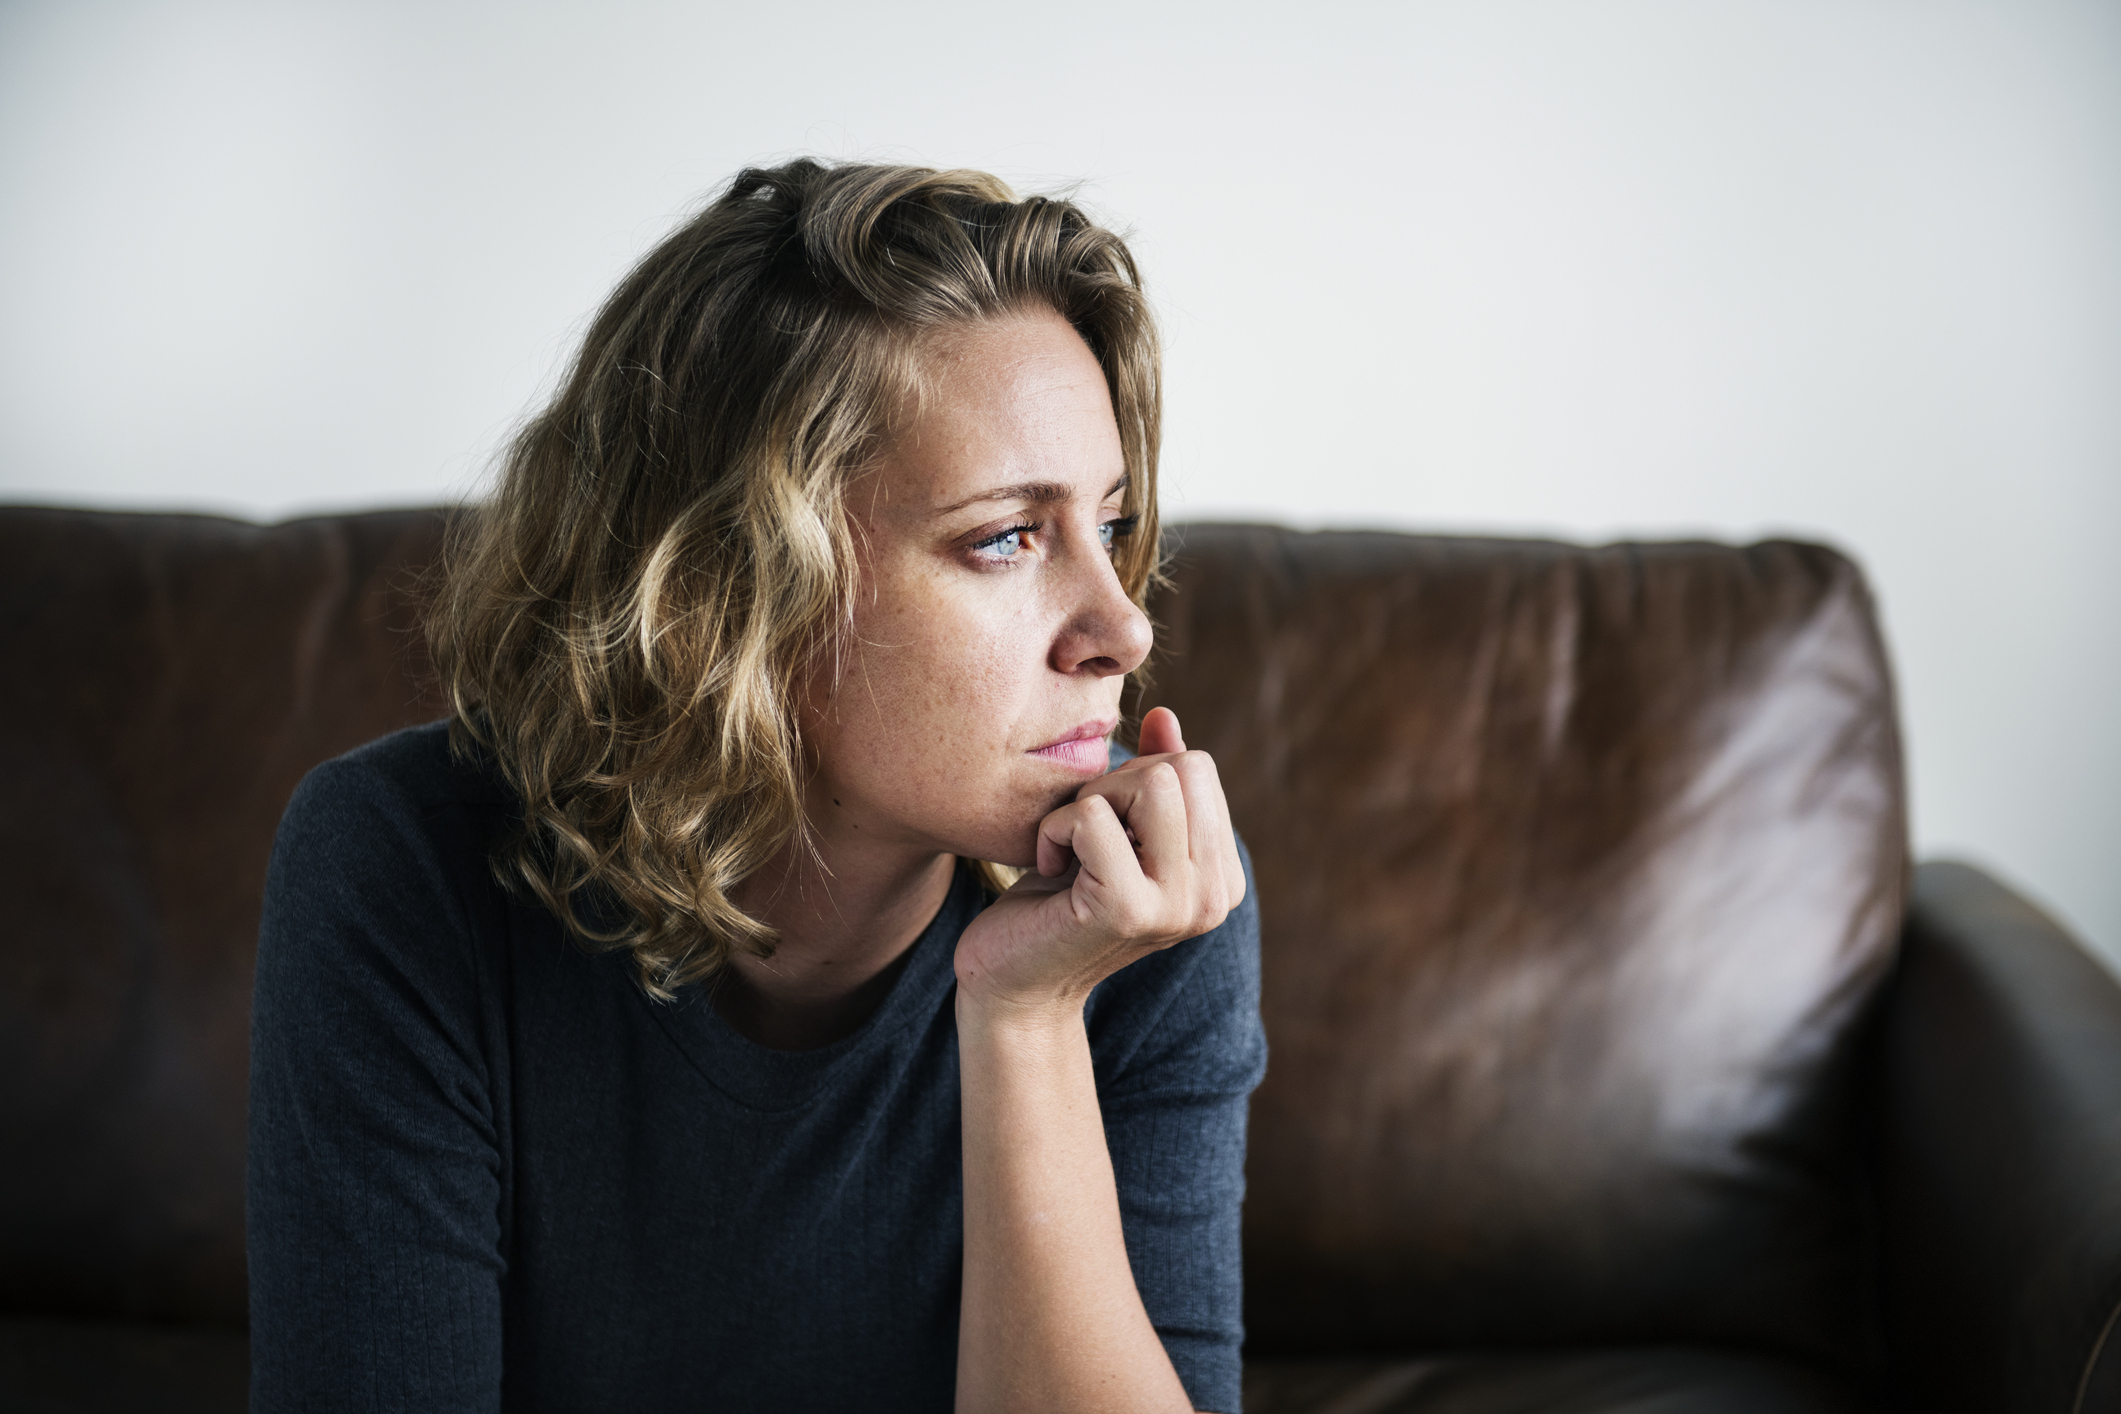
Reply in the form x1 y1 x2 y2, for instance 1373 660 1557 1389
955 993 1196 1414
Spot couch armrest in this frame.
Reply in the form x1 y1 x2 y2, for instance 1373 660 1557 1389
1879 860 2121 1413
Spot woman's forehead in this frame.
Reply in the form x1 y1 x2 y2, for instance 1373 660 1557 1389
871 316 1125 520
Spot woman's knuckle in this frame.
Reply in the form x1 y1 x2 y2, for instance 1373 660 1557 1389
1111 895 1153 937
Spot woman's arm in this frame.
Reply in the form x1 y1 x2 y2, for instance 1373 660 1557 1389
956 998 1195 1412
953 708 1245 1414
248 753 506 1413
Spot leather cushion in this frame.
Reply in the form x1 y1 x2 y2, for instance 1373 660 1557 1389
1139 527 1905 1372
0 508 448 1323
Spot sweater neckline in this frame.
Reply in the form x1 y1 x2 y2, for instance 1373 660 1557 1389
643 861 984 1113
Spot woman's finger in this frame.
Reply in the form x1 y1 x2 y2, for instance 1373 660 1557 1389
1167 752 1242 915
1048 794 1151 908
1165 753 1220 869
1117 760 1191 885
1136 705 1185 758
1075 761 1191 878
1035 797 1096 877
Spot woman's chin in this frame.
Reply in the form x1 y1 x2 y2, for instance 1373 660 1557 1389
949 816 1045 873
971 832 1041 873
929 779 1084 872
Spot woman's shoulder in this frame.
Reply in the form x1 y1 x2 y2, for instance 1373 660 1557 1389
267 720 517 959
251 724 517 1229
289 719 513 827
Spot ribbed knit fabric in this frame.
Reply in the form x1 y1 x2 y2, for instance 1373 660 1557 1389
247 722 1264 1413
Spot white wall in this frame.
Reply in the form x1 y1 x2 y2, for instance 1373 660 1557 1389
4 0 2116 965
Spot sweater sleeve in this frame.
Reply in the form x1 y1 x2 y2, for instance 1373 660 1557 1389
1088 838 1268 1414
247 753 506 1413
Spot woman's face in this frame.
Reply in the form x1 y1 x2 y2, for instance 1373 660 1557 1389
805 308 1152 869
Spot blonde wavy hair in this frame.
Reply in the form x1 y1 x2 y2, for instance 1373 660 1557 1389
427 159 1162 998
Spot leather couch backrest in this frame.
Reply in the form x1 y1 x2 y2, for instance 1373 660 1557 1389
0 507 449 1324
0 510 1907 1366
1135 525 1907 1375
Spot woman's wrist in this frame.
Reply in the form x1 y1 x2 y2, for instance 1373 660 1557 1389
953 978 1091 1044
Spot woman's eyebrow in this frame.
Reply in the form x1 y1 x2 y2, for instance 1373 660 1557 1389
932 475 1130 517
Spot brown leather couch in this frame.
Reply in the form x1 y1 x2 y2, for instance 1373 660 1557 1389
3 506 2117 1413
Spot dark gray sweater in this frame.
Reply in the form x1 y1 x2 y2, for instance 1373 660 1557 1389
247 722 1265 1413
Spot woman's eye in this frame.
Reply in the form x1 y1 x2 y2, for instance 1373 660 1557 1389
1099 515 1139 553
972 525 1034 562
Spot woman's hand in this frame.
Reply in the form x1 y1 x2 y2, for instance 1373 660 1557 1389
952 706 1233 1413
954 707 1245 1015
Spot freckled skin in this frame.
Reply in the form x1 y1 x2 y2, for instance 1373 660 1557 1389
803 309 1151 870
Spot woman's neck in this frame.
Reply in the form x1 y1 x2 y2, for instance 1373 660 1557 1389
717 832 958 1052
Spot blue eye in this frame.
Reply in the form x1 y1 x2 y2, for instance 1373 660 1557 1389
974 525 1032 561
1100 515 1139 552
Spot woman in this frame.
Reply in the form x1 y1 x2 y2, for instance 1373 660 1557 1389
247 159 1263 1414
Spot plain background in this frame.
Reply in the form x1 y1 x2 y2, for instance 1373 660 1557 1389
3 0 2116 966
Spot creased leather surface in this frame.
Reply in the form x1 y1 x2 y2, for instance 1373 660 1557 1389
1135 526 1907 1374
0 507 449 1325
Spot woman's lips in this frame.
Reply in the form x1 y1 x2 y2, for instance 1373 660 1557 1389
1028 720 1116 775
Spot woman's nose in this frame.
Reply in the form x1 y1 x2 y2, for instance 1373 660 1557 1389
1050 540 1153 679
